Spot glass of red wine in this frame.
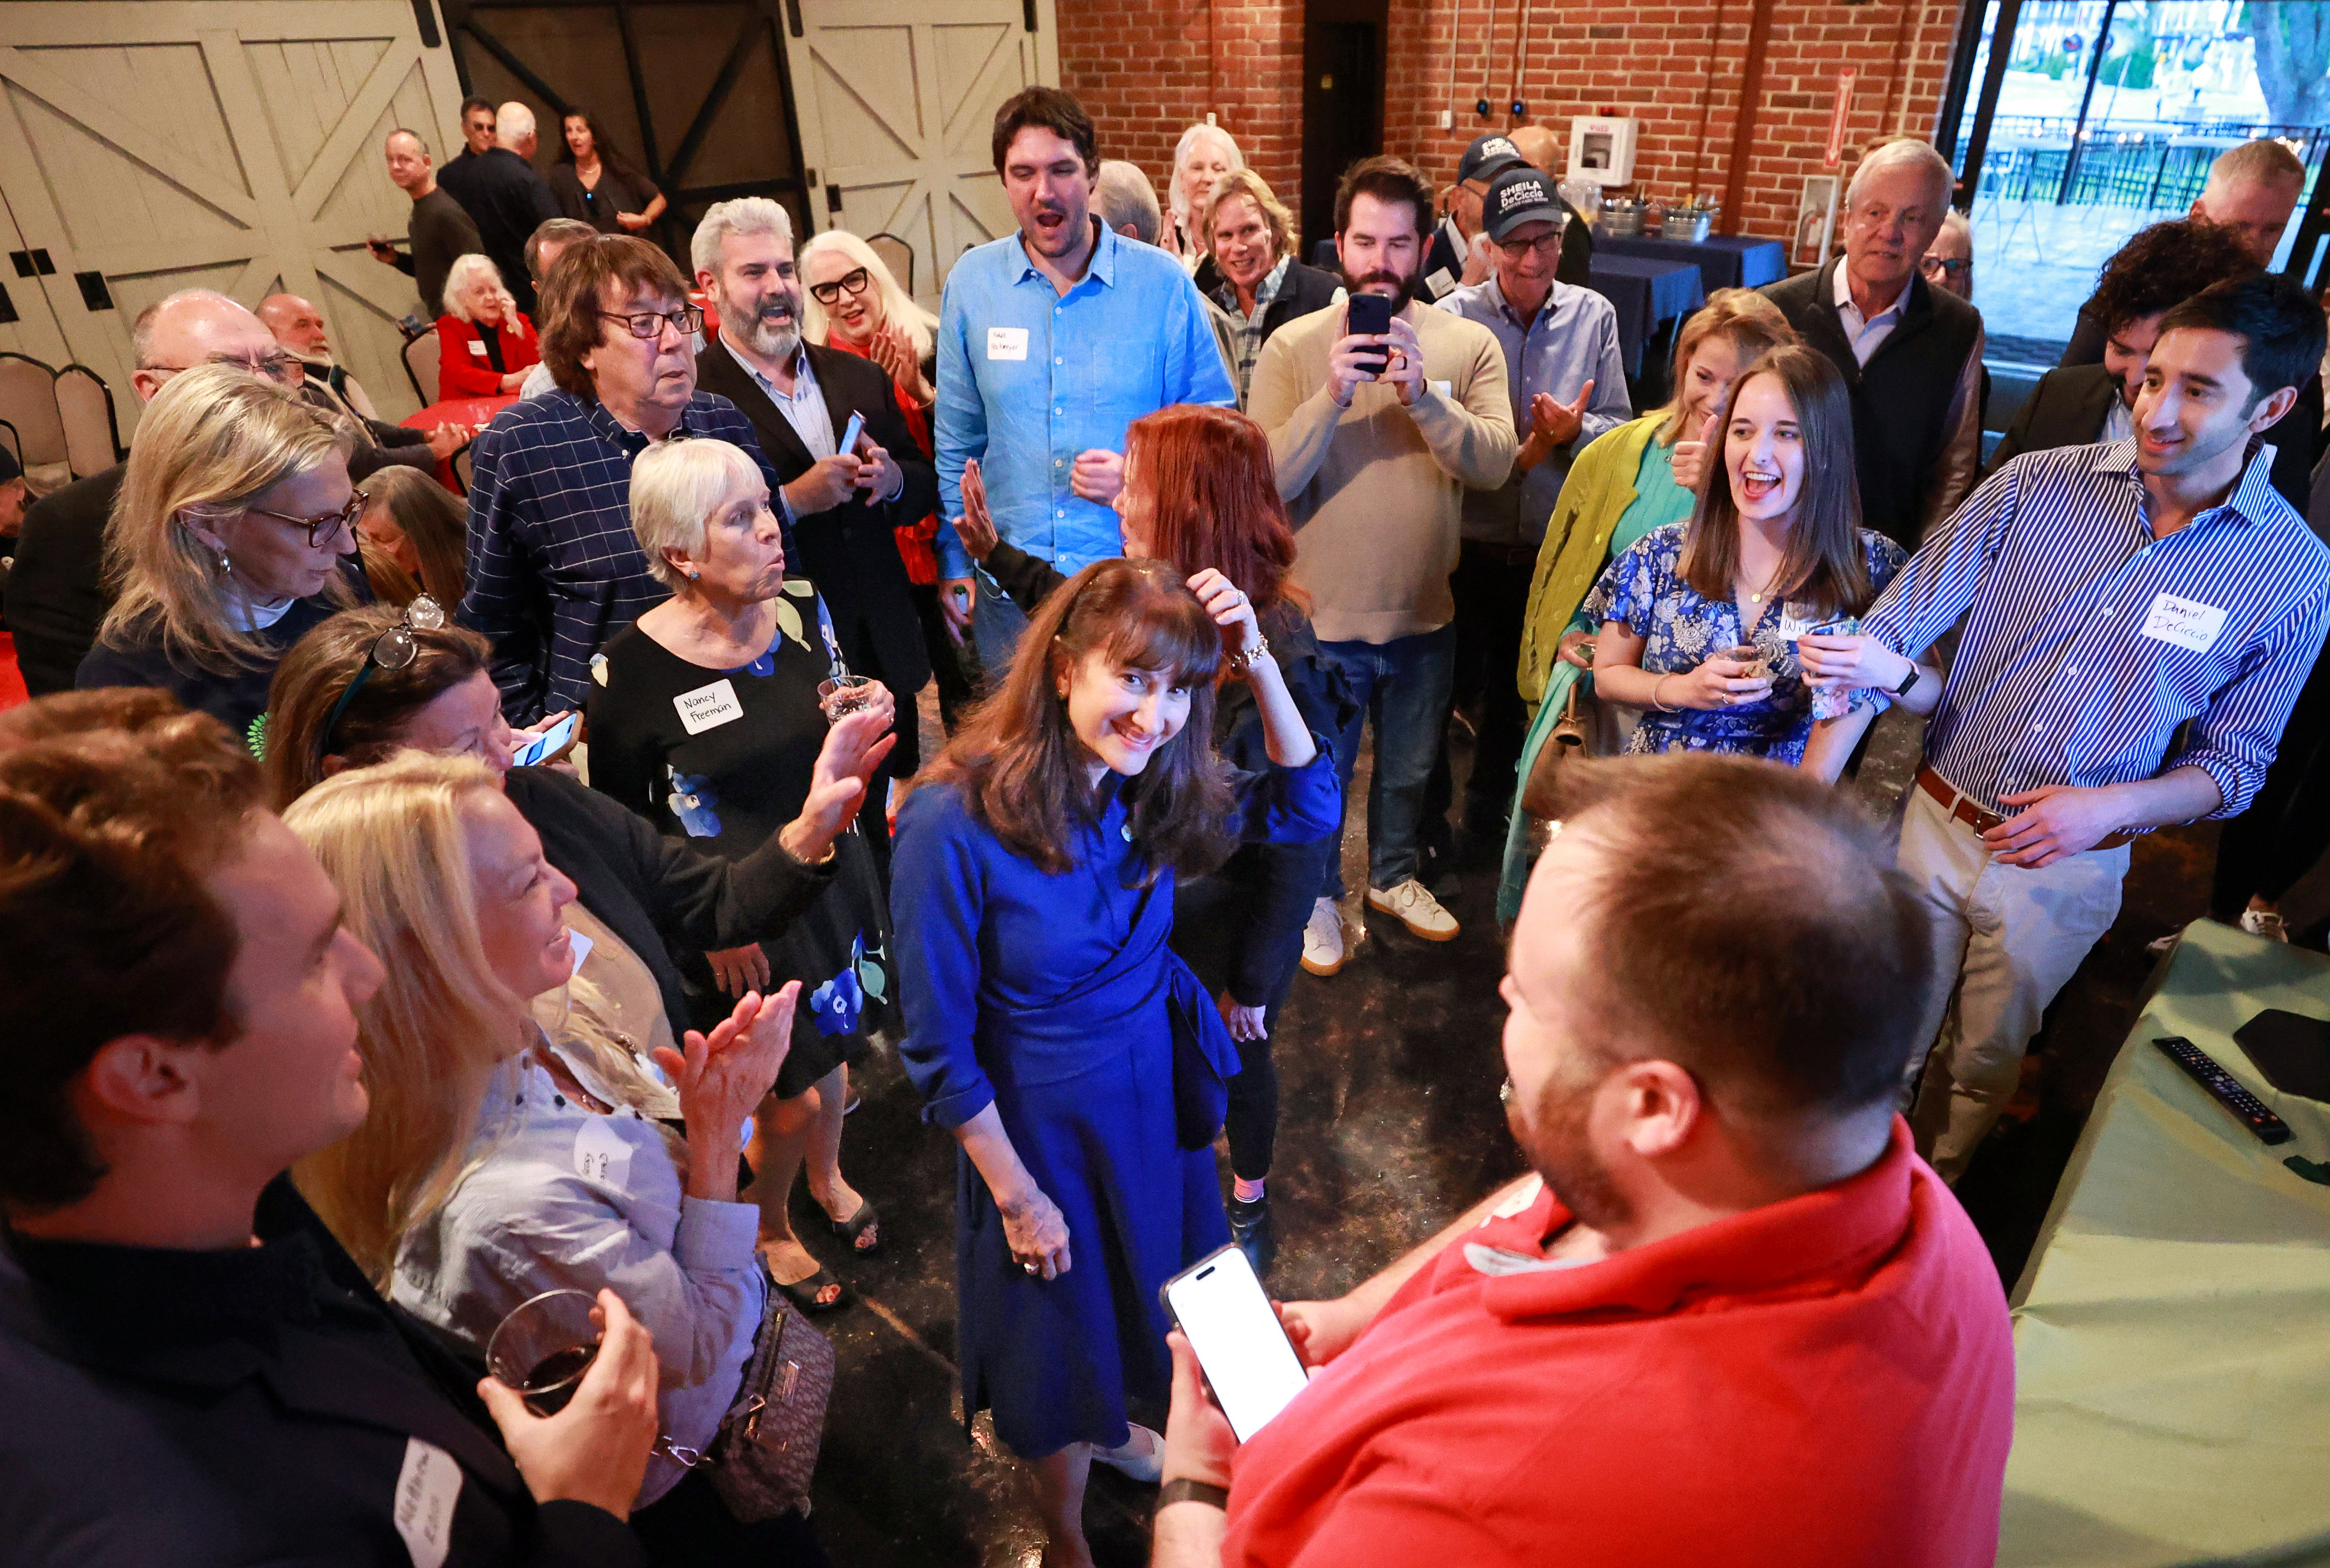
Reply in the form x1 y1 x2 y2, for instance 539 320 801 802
486 1288 707 1466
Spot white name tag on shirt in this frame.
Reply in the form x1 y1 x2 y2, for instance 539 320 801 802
1431 379 1452 400
1777 605 1817 641
466 339 488 356
574 1115 633 1191
393 1436 462 1568
2140 592 2228 654
673 678 743 735
986 326 1029 361
1424 268 1456 300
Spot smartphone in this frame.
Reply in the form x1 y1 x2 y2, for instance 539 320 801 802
1344 293 1393 378
839 411 865 456
1159 1244 1310 1443
513 711 578 769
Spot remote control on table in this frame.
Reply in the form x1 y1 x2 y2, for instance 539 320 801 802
2152 1036 2293 1145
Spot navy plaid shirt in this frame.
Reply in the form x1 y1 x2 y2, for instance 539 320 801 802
458 388 779 721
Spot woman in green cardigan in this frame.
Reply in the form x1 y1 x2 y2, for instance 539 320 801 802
1498 289 1796 922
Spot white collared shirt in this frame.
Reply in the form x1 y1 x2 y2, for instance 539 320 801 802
1833 261 1912 365
729 336 836 460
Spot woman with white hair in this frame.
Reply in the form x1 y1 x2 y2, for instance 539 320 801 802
76 362 360 745
1164 121 1243 273
588 436 898 1318
437 251 541 397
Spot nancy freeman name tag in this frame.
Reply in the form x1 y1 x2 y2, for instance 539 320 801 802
2140 592 2227 655
986 326 1029 361
674 678 744 735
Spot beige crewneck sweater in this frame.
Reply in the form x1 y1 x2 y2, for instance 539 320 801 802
1248 300 1516 645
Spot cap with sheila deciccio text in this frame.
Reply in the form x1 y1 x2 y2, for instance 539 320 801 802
1481 165 1567 243
1457 134 1529 189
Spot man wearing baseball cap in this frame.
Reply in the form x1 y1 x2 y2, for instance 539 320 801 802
1435 164 1630 860
1421 133 1592 302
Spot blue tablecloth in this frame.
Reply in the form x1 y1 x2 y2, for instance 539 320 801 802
1595 234 1788 293
1586 255 1706 374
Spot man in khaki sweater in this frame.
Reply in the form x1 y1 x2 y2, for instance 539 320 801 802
1249 156 1516 966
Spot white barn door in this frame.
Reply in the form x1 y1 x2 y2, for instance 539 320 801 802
783 0 1058 312
0 1 468 430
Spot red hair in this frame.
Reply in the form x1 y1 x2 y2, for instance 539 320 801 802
1124 405 1307 621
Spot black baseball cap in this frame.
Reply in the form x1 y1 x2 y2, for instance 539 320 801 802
1481 165 1566 242
1457 134 1528 188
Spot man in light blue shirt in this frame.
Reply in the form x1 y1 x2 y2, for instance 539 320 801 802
934 87 1235 669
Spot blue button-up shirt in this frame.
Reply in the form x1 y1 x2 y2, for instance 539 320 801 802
459 387 780 721
932 220 1235 580
1863 439 2330 819
1438 275 1631 547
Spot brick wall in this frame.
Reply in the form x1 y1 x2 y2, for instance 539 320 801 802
1059 0 1304 219
1063 0 1964 250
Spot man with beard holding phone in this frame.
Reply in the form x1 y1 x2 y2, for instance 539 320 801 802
932 87 1234 672
1146 753 2015 1568
1249 156 1515 963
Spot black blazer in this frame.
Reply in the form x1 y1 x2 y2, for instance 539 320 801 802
1989 360 2319 513
504 763 836 1035
1249 258 1345 340
693 336 935 704
7 463 120 698
0 1178 644 1568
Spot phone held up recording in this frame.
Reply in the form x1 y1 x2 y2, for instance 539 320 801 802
1345 292 1394 380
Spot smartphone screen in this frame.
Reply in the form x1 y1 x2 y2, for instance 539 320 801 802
1161 1245 1311 1442
1344 293 1393 377
840 411 865 455
513 711 578 769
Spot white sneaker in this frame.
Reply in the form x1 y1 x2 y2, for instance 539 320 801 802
1367 879 1460 942
1301 896 1348 976
2240 907 2291 942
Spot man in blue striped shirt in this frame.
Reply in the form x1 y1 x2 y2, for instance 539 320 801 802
934 88 1235 670
1801 273 2330 1180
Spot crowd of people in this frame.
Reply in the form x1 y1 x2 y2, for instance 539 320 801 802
1 74 2326 1568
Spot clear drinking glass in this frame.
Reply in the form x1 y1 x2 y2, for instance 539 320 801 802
485 1287 705 1465
818 673 876 722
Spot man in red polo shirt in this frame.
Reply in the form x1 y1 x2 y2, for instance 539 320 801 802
1151 753 2015 1568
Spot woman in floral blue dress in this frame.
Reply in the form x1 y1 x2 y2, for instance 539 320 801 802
1583 345 1938 778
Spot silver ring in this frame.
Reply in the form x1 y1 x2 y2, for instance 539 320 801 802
1023 1262 1038 1275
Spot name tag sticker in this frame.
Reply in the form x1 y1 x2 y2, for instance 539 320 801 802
2140 592 2227 654
1424 268 1456 300
986 326 1029 361
573 1116 633 1191
673 678 743 735
466 339 488 356
393 1437 461 1568
1431 379 1453 400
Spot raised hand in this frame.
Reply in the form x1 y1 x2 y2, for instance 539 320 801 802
654 982 799 1199
1671 412 1718 493
1186 567 1262 663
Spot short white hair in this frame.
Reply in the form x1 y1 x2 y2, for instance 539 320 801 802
1169 123 1244 220
690 196 795 282
1846 139 1952 214
441 253 516 322
496 102 536 145
799 228 936 359
629 437 768 589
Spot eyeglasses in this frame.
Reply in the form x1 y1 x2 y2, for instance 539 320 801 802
1494 230 1564 260
1920 255 1971 278
141 351 300 385
588 305 705 340
807 268 871 306
248 491 367 548
316 595 446 760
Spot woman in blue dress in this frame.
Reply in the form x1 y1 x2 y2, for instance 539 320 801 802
891 556 1336 1567
1582 345 1939 779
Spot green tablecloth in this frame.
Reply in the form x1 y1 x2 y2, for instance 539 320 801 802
2002 917 2330 1567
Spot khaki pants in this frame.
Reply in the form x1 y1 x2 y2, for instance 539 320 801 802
1895 783 2130 1182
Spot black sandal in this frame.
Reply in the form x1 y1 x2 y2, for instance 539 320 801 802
771 1264 853 1314
829 1197 882 1257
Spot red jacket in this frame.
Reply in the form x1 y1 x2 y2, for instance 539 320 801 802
1223 1120 2015 1568
436 311 539 399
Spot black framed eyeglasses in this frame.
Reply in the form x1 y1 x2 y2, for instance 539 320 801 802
807 268 871 306
589 305 705 340
248 491 367 548
316 595 446 759
141 350 301 385
1920 255 1971 278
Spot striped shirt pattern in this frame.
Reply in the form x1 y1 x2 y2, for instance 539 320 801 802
1212 253 1290 403
1863 438 2330 820
458 388 778 722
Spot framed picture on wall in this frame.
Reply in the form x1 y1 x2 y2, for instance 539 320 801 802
1793 175 1840 269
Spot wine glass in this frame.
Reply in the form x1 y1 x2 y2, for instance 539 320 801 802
485 1287 705 1465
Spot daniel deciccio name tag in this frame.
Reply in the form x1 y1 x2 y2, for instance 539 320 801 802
2139 592 2227 655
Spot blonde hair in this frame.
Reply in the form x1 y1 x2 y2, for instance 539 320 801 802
1170 123 1244 223
442 253 517 322
98 364 352 675
2208 138 2306 194
629 437 768 589
285 753 675 1284
1202 168 1298 261
798 228 937 361
1656 288 1798 443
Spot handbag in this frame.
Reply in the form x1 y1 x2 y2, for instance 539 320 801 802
704 1278 835 1522
1520 680 1593 820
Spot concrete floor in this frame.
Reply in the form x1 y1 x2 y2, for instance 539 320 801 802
792 688 2244 1566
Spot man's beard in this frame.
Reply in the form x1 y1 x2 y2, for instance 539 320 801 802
736 294 801 363
1340 266 1420 313
1508 1060 1633 1233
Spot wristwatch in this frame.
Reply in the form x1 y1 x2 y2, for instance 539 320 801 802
1158 1479 1230 1511
1893 664 1920 698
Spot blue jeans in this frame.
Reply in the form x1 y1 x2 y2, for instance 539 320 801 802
1316 626 1457 898
969 563 1032 678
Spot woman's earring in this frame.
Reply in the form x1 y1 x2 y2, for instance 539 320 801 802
216 548 231 577
687 568 700 581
